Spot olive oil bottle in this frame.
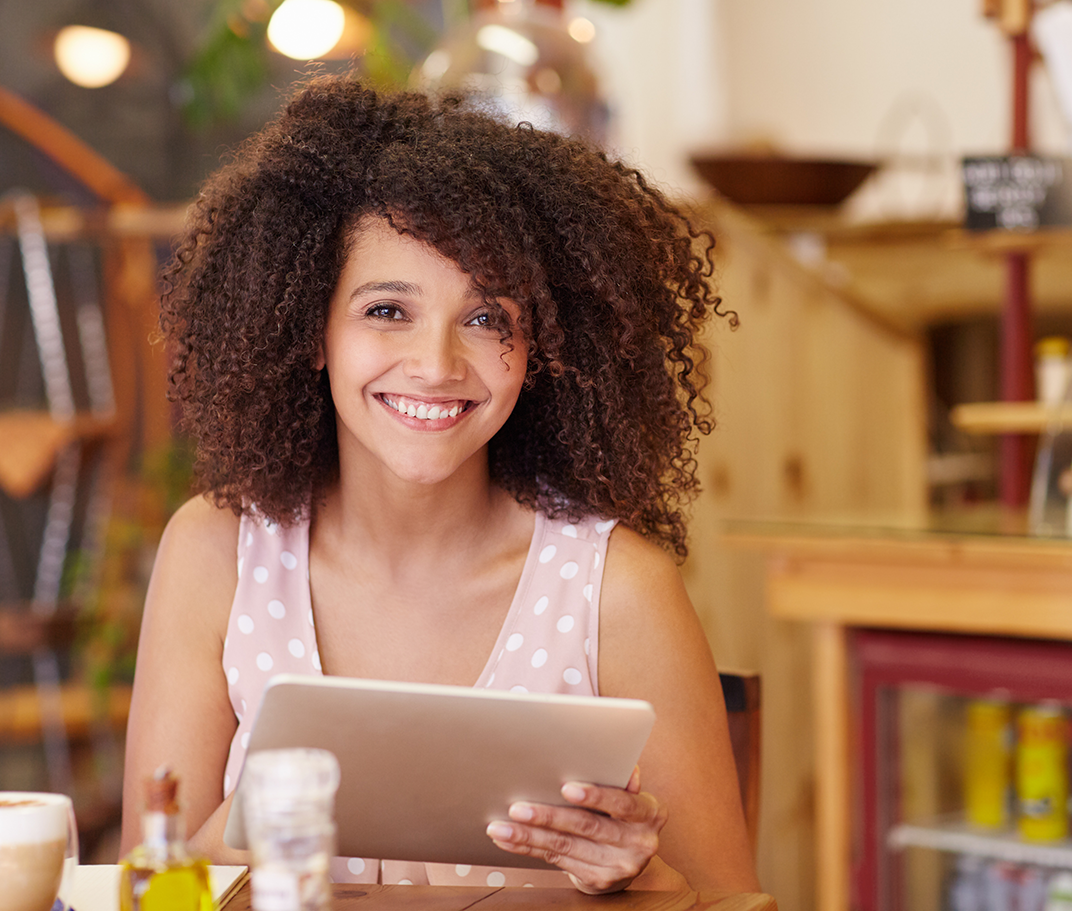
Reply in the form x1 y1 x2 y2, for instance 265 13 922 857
120 768 213 911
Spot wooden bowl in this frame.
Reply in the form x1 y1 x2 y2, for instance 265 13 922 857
689 154 876 206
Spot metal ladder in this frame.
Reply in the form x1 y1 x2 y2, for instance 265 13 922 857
0 190 116 795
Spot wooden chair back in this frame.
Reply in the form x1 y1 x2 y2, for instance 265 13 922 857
720 670 762 851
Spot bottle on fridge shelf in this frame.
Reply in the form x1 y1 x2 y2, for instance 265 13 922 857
1045 871 1072 911
948 853 987 911
1020 866 1052 911
1016 703 1070 842
965 696 1014 829
984 860 1021 911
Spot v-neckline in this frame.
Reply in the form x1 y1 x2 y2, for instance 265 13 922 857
302 511 545 689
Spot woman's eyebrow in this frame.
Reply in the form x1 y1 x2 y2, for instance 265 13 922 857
348 279 487 303
349 279 422 300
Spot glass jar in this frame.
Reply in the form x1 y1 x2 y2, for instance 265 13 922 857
242 749 340 911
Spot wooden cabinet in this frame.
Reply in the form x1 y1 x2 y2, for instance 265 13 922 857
680 199 1072 911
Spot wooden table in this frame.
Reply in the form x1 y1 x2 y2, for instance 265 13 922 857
725 517 1072 911
222 883 777 911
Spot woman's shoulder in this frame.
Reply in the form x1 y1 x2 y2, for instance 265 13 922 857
600 529 698 673
164 493 241 542
139 496 242 650
603 524 682 593
155 494 242 578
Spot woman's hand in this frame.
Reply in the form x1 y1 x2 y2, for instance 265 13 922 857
485 766 667 894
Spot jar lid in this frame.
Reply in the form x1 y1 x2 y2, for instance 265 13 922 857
1035 336 1071 358
244 748 340 805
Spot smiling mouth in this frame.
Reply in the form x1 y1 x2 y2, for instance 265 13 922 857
380 395 474 421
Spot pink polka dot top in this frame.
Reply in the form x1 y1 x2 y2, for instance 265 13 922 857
222 507 616 887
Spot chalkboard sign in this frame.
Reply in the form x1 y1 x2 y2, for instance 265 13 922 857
962 155 1072 232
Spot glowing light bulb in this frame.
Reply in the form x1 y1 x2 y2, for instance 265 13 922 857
476 24 539 66
567 17 596 44
267 0 346 60
54 25 131 88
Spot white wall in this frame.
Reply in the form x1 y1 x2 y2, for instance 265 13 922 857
573 0 1072 215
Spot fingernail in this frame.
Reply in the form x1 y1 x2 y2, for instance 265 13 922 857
487 822 513 840
561 783 586 802
509 803 535 822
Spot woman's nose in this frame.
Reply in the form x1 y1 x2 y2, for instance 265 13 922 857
403 327 466 385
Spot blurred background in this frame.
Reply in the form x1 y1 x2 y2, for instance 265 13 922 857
2 2 1072 910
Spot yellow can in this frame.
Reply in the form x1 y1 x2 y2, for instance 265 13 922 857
1016 702 1069 841
965 698 1012 829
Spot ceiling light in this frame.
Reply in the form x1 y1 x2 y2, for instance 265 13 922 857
567 17 596 44
476 24 539 67
267 0 346 60
53 24 131 88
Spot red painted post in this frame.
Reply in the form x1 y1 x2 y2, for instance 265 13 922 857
998 31 1035 507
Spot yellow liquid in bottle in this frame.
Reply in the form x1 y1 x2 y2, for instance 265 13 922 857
119 853 213 911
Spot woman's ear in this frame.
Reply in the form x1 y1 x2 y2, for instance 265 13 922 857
314 344 326 371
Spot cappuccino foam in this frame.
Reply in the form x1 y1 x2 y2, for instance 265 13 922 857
0 795 68 843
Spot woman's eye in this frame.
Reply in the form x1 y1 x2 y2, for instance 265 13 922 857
365 303 406 321
469 310 504 330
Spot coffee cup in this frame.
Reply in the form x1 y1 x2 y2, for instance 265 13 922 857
0 792 78 911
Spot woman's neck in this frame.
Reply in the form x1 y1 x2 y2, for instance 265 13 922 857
314 451 520 575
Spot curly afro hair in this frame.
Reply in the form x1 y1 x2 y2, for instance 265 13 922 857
160 75 733 560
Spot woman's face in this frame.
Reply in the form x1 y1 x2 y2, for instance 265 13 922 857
321 217 528 488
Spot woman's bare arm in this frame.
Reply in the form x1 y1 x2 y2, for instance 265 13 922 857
596 526 759 893
119 496 245 860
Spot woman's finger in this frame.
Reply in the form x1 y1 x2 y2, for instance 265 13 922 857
558 780 667 827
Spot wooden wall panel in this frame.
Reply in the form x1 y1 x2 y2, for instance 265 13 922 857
679 201 929 911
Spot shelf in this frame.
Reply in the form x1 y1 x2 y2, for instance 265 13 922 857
0 682 132 744
950 401 1072 435
0 409 115 498
698 198 1072 332
944 227 1072 256
889 817 1072 868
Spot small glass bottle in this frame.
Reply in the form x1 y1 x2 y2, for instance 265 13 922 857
119 768 213 911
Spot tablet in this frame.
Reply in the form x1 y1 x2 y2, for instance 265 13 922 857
223 674 656 869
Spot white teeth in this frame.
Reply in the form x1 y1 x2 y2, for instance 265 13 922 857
384 397 464 421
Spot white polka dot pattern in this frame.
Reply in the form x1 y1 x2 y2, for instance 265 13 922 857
222 509 615 888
